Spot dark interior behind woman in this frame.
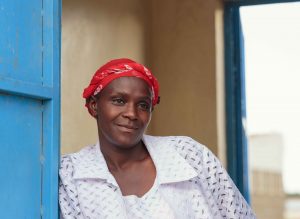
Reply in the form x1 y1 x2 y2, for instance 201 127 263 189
59 58 256 219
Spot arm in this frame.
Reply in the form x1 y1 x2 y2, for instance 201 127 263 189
200 145 255 218
174 136 256 218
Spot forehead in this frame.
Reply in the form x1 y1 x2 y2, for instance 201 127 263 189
102 77 152 97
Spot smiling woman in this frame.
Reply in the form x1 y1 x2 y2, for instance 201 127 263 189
90 77 153 149
88 77 156 198
59 58 256 219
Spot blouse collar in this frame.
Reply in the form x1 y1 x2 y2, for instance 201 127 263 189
71 135 197 186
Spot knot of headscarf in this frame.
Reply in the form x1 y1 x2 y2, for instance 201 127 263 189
83 58 160 115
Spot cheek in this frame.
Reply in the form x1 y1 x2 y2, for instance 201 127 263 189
141 112 152 126
96 105 111 123
97 105 123 128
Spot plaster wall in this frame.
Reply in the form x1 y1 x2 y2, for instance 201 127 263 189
61 0 225 158
148 0 225 156
61 0 150 153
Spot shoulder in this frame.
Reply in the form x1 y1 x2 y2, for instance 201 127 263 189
148 134 223 179
144 135 217 170
146 135 255 217
144 135 204 148
59 146 97 218
144 135 211 158
60 144 96 178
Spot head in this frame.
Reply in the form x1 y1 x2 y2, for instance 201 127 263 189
83 58 160 149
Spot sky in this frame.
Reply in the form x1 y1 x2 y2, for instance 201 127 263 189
240 2 300 194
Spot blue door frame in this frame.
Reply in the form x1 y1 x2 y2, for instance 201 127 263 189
224 3 250 202
0 0 61 218
42 1 61 218
224 0 300 204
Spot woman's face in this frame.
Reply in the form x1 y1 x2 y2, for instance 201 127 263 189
89 77 153 149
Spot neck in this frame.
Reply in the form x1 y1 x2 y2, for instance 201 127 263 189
99 138 149 171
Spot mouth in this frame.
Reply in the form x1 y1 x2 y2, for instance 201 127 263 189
116 124 139 132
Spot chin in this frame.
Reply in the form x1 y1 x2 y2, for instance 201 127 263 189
113 134 143 149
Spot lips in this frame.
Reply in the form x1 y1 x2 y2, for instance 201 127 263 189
116 124 138 132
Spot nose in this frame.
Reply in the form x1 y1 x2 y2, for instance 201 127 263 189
122 103 137 120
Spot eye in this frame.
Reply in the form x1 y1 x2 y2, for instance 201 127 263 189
111 97 125 105
138 101 151 111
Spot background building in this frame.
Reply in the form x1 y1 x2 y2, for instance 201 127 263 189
248 133 285 219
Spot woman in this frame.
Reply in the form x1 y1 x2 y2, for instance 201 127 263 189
59 58 255 219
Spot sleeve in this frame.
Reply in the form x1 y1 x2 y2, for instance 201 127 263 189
199 141 256 218
59 155 83 219
176 136 256 218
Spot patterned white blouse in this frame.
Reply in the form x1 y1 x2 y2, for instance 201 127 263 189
59 135 256 219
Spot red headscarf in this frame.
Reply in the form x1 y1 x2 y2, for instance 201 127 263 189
83 58 160 115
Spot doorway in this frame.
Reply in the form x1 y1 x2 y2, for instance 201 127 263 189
225 1 300 219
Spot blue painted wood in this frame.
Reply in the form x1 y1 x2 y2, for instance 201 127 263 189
0 0 61 218
0 0 43 84
0 76 53 99
224 4 250 203
41 0 61 218
226 0 300 6
224 3 238 188
239 15 250 203
0 93 42 219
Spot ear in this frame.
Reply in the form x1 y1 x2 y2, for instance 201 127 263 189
87 96 98 118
